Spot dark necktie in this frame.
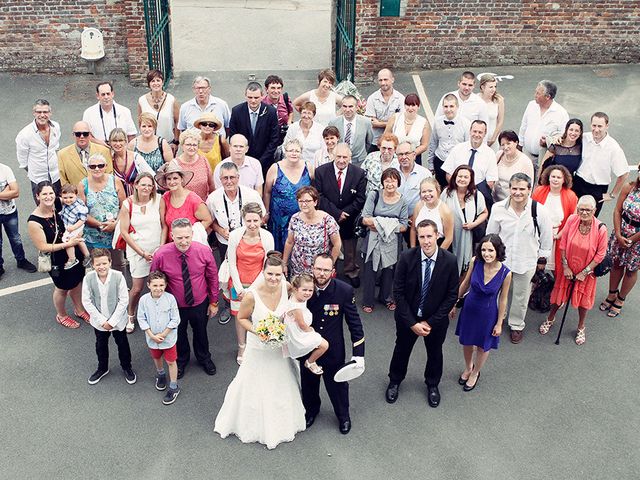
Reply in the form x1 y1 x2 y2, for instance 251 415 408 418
444 120 455 125
419 258 432 315
250 111 258 135
469 148 477 168
344 121 352 145
181 253 194 306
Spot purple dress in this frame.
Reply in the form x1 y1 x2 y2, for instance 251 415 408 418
455 261 510 351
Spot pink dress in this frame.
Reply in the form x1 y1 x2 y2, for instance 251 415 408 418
163 190 204 239
177 155 212 201
550 214 608 309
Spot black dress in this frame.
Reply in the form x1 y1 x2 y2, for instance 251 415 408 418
27 212 85 290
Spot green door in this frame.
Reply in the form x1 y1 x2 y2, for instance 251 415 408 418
335 0 356 82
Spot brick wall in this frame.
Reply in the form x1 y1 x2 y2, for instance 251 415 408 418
355 0 640 81
0 0 147 81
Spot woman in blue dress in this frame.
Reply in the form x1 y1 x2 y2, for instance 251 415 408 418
452 234 511 392
264 138 313 252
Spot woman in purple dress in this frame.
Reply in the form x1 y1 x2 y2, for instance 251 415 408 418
451 234 511 392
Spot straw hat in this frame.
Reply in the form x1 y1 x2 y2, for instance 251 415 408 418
154 161 195 189
193 112 223 131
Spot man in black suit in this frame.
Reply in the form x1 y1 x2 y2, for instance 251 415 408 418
386 219 458 408
303 254 365 435
313 143 367 287
228 81 279 175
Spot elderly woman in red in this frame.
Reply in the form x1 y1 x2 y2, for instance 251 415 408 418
538 195 608 345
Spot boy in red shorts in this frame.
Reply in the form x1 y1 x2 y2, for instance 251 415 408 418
137 270 182 404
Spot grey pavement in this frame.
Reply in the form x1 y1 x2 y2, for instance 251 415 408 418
1 64 639 479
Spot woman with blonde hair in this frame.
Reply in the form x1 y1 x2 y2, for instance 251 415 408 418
478 74 505 151
175 128 214 201
109 128 154 197
410 177 454 249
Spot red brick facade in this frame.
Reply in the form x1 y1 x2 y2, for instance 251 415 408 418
354 0 640 81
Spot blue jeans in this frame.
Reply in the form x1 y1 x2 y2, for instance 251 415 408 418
0 210 27 267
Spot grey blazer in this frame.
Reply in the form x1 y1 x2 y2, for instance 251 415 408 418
328 114 374 166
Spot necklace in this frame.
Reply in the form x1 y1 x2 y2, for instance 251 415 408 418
579 222 592 235
150 92 166 110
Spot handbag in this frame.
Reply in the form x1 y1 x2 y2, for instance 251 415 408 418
354 191 379 238
593 224 612 277
38 213 59 273
113 198 135 250
218 258 230 285
471 191 487 245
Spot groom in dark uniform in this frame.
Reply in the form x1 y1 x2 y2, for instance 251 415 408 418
385 219 458 408
303 253 365 435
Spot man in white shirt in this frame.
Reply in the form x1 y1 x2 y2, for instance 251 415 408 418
397 141 432 226
518 80 569 179
15 99 62 201
82 81 137 146
365 69 405 147
486 173 553 344
206 162 265 259
213 134 264 195
328 95 374 166
178 76 231 135
443 120 498 209
574 112 629 217
434 71 489 124
427 94 470 187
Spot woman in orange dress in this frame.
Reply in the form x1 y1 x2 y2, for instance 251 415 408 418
538 195 607 345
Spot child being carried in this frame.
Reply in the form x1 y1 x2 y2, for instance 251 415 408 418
60 183 91 269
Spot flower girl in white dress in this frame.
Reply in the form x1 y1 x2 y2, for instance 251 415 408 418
283 274 329 374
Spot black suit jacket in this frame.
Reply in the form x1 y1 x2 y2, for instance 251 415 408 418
229 102 279 170
393 247 458 330
307 278 365 365
313 162 367 240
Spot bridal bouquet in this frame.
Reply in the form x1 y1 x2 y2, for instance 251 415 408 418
255 313 287 349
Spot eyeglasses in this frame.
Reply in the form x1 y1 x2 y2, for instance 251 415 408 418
220 176 239 181
285 149 301 154
577 208 594 213
199 122 217 128
74 132 91 137
298 199 314 204
88 164 106 170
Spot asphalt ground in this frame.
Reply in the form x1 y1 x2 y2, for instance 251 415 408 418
1 64 639 479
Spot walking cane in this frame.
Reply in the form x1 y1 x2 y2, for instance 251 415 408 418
555 280 576 345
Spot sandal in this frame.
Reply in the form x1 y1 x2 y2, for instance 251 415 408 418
74 310 91 324
236 343 246 366
539 317 555 335
607 295 625 318
599 289 619 311
575 327 586 346
126 315 136 334
362 306 374 313
56 314 80 329
386 302 396 311
305 360 324 375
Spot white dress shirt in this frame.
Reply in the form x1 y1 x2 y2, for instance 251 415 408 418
442 141 498 184
82 102 137 142
486 198 553 274
435 91 489 124
575 133 628 185
426 114 471 169
178 95 231 133
206 185 265 244
518 100 569 156
15 120 62 183
82 270 129 331
213 157 264 190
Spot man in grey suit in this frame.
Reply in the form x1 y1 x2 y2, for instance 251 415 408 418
328 95 374 167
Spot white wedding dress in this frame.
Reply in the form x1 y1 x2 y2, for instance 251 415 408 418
214 279 306 449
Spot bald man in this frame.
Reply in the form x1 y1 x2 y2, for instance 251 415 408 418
365 68 405 148
57 121 113 186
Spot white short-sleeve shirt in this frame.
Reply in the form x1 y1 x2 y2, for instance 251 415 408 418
82 102 137 142
576 133 628 185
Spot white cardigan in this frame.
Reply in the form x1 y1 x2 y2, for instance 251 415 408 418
227 226 275 294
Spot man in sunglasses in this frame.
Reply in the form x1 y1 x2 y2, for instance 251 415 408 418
58 121 113 187
15 99 62 202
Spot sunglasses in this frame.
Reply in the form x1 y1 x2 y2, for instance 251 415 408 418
88 164 106 170
74 131 91 137
199 122 217 128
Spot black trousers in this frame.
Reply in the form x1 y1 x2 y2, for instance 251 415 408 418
177 299 212 368
433 156 448 189
388 320 449 387
300 356 350 422
94 328 132 371
572 175 608 217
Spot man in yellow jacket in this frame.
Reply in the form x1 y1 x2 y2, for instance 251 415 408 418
58 121 113 186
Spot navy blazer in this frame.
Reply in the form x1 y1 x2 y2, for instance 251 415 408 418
393 247 459 330
313 162 367 240
307 278 365 364
228 102 279 170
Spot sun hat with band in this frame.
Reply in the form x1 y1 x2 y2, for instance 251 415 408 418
193 112 223 131
155 160 195 189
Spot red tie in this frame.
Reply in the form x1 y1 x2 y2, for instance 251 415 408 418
337 170 343 192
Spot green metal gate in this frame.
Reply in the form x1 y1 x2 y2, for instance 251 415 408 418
335 0 356 82
143 0 173 87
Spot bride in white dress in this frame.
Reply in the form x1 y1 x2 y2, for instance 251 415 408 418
214 252 306 449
